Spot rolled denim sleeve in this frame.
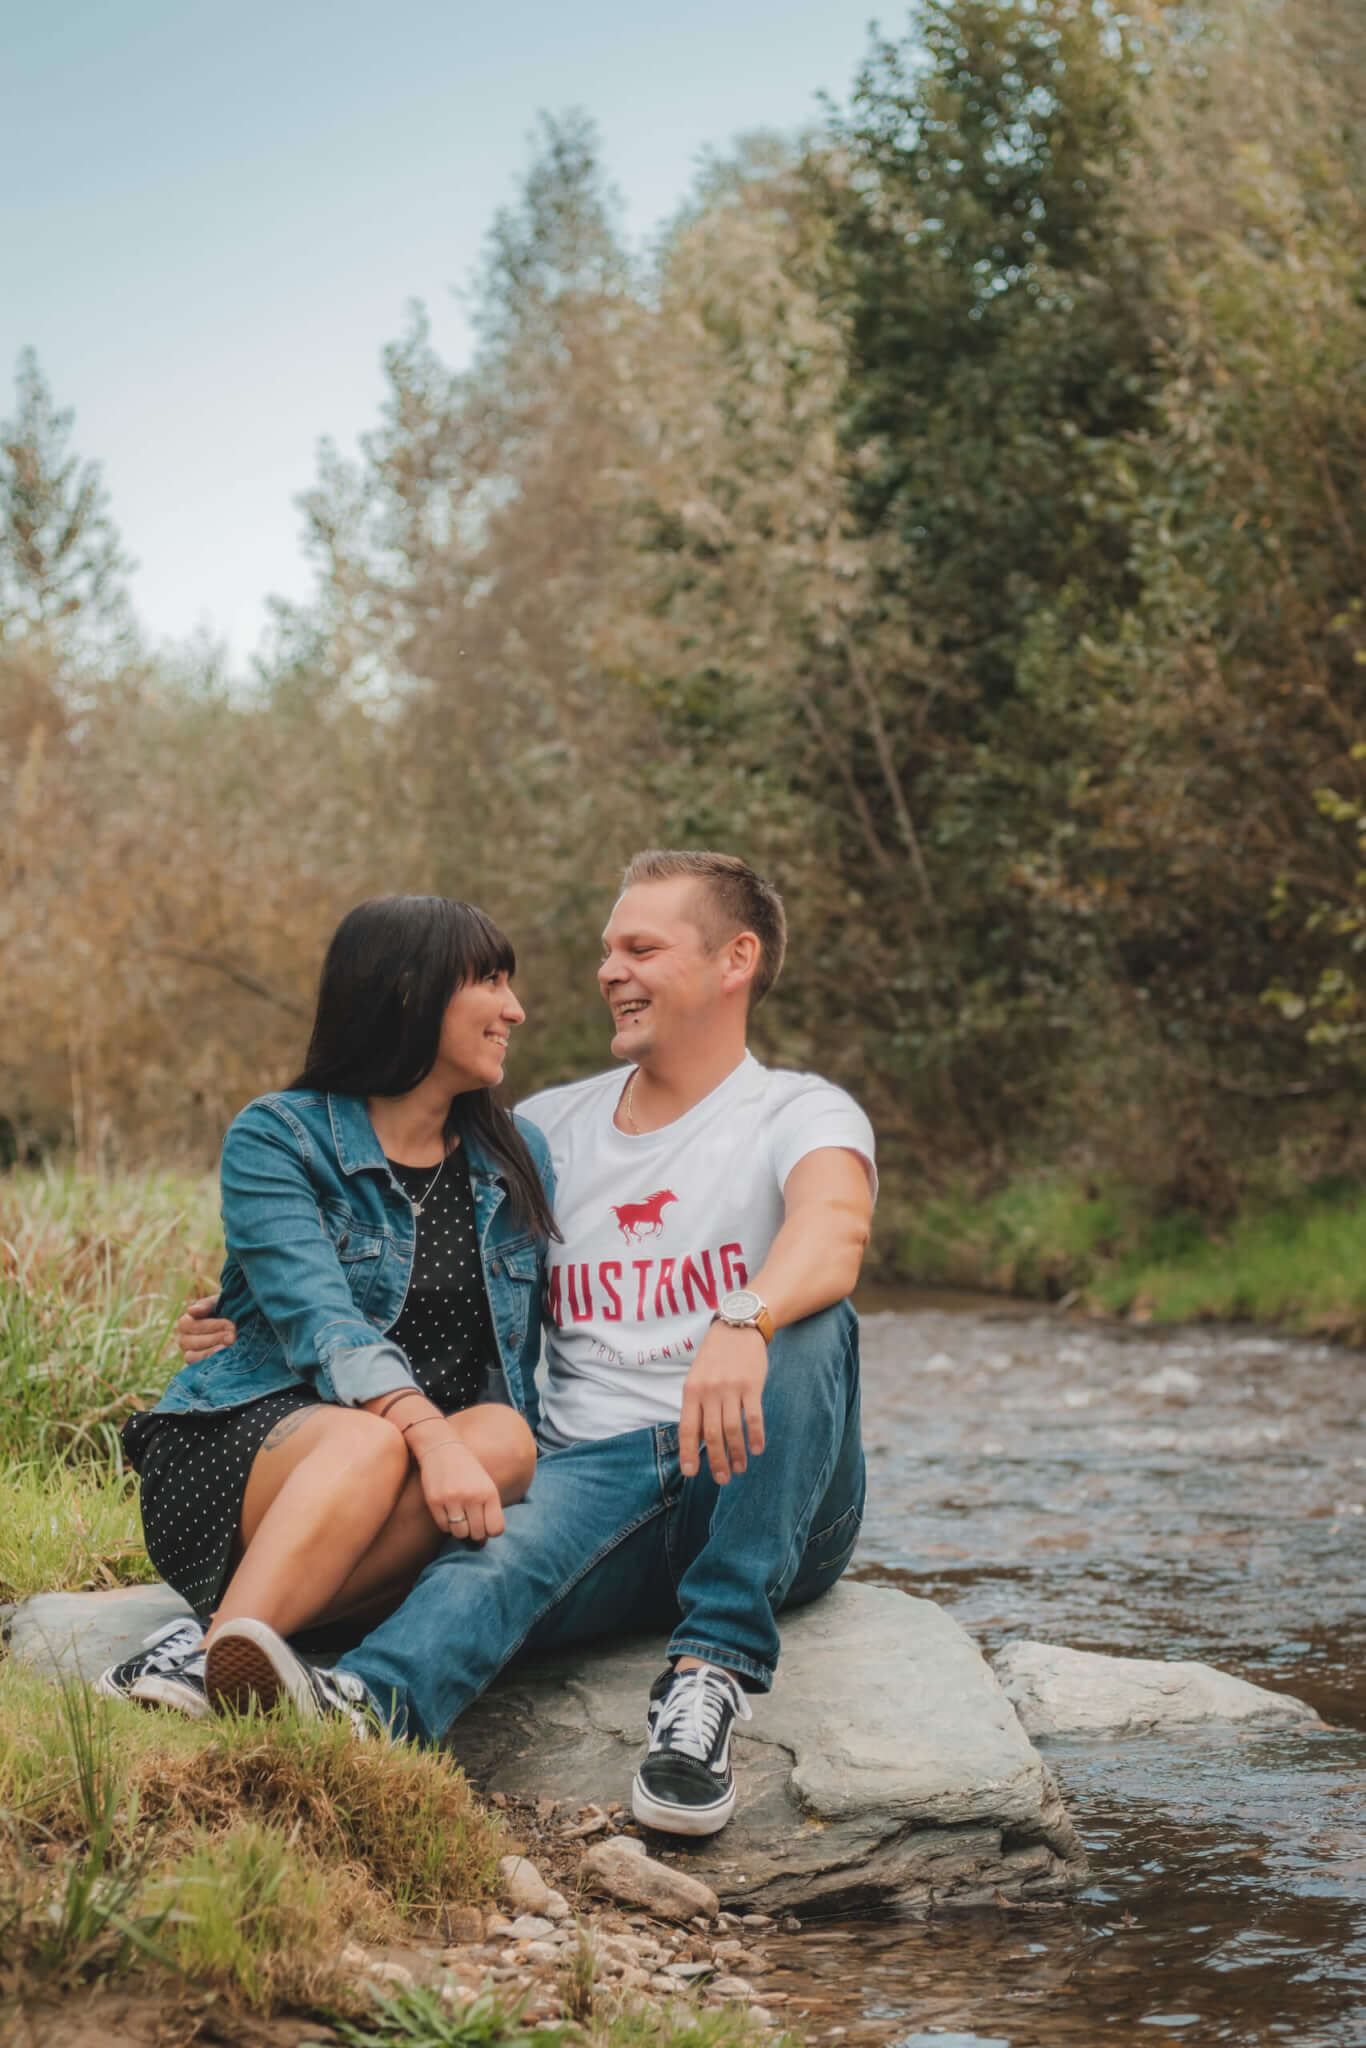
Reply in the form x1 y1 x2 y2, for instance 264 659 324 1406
220 1101 417 1407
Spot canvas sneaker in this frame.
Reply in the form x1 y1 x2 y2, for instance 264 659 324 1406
203 1617 379 1737
631 1661 752 1836
95 1614 208 1718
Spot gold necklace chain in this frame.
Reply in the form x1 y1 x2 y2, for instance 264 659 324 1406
620 1069 640 1132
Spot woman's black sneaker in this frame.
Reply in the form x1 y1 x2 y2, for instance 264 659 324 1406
631 1662 752 1836
95 1615 208 1718
203 1617 379 1736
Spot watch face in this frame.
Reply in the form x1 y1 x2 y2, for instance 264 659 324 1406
721 1288 762 1322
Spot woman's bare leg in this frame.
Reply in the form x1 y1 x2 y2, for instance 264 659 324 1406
205 1402 537 1643
308 1404 539 1627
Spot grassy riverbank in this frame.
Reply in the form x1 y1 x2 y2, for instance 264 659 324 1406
892 1168 1366 1340
0 1171 781 2043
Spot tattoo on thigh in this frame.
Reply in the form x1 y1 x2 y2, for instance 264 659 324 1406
262 1409 313 1452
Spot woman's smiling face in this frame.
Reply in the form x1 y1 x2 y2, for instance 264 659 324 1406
435 969 525 1090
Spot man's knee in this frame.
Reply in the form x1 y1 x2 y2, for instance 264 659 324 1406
767 1297 858 1373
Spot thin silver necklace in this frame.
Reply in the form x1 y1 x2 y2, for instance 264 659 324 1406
403 1152 447 1216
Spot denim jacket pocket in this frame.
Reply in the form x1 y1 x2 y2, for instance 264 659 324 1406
324 1220 385 1310
488 1233 539 1285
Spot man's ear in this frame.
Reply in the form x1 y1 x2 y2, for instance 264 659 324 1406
720 930 761 997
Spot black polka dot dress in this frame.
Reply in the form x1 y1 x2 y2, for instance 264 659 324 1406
123 1150 500 1620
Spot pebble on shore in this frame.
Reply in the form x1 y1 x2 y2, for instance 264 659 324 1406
340 1817 788 2033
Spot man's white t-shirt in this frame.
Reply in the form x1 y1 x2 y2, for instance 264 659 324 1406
516 1053 876 1447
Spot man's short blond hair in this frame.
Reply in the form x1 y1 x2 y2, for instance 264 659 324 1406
620 850 787 1009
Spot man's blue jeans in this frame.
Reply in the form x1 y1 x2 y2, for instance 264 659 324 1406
337 1300 865 1744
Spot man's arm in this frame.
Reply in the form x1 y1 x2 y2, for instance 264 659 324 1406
678 1146 872 1485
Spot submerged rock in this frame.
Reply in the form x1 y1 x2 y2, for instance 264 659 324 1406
993 1640 1320 1736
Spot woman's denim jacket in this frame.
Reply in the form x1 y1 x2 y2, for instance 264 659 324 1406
154 1090 552 1431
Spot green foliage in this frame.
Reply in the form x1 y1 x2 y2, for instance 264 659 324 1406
322 1980 567 2048
0 1460 155 1602
831 0 1153 677
19 1681 177 1982
897 1163 1366 1335
0 1168 220 1477
314 1987 786 2048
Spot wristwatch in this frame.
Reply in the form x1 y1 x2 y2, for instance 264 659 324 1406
714 1288 775 1344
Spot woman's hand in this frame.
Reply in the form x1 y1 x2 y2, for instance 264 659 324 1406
412 1433 505 1543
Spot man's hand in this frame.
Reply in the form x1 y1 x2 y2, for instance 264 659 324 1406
679 1322 767 1485
173 1294 237 1363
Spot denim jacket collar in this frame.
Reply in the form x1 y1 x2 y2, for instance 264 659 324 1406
327 1092 389 1177
326 1090 504 1191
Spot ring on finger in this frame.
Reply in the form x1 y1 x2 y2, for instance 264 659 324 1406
450 1511 468 1524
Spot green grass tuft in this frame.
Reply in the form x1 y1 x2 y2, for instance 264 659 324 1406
895 1168 1366 1335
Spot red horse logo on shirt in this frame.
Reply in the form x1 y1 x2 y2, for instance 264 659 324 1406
611 1189 679 1242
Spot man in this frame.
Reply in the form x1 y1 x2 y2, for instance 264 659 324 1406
179 850 875 1835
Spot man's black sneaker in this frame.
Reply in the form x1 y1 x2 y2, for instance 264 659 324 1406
631 1661 752 1836
203 1618 378 1736
95 1614 208 1718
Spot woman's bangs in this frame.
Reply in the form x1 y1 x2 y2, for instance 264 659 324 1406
458 905 516 984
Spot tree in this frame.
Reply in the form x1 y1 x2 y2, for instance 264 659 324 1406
0 349 135 664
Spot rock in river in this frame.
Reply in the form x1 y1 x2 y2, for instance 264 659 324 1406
447 1581 1085 1913
993 1640 1320 1737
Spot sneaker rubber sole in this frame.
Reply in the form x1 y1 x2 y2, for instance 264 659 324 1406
630 1771 736 1836
92 1667 208 1719
204 1618 316 1717
128 1672 210 1718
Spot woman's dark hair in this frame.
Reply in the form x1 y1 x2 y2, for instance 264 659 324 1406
292 896 558 1241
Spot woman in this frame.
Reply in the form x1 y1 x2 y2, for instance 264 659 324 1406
98 895 556 1722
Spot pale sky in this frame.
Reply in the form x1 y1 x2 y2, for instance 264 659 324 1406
3 0 879 666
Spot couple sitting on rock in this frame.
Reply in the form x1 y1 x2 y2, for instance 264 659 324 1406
101 849 876 1838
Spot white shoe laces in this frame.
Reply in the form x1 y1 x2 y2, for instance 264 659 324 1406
138 1617 206 1673
650 1664 752 1760
315 1665 376 1736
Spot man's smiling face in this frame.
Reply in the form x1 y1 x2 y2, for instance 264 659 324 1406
597 877 729 1066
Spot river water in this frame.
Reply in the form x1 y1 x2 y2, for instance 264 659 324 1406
766 1295 1366 2048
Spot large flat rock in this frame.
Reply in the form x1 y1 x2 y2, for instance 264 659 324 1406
993 1640 1320 1737
4 1580 1087 1915
4 1582 194 1681
448 1581 1086 1914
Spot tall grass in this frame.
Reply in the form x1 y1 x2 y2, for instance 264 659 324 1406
0 1166 220 1474
0 1168 221 1597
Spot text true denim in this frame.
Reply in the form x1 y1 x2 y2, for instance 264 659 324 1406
153 1090 552 1428
338 1299 865 1742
